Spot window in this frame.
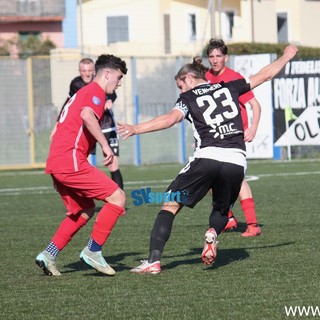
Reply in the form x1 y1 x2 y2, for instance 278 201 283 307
164 14 171 54
107 16 129 45
19 31 40 42
277 12 288 43
17 0 39 15
188 14 197 41
221 11 234 40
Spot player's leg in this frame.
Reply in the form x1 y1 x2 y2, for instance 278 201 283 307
36 175 95 276
223 209 238 231
130 202 182 274
210 189 238 232
79 168 126 275
106 133 124 189
203 161 244 265
107 156 124 190
238 179 261 237
131 158 214 274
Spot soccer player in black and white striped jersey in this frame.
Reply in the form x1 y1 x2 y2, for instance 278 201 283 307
118 44 298 274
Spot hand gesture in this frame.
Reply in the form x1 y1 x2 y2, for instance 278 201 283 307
117 122 135 140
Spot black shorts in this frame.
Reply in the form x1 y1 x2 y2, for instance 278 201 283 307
89 131 119 156
104 130 119 156
166 158 244 211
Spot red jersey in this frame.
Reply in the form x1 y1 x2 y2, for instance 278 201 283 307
46 81 106 173
205 67 255 130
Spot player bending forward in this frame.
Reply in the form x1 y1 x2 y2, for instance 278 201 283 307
118 45 298 274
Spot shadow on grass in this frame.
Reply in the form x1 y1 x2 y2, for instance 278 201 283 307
162 240 294 271
62 251 142 276
61 241 294 275
161 247 249 271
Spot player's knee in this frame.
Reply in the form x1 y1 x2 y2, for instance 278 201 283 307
106 187 126 208
79 207 95 220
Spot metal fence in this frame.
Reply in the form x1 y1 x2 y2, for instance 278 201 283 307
0 54 319 170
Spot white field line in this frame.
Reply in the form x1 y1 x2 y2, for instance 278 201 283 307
1 171 320 196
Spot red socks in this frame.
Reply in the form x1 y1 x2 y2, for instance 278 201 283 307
240 198 257 225
50 203 124 251
52 214 88 250
91 203 124 246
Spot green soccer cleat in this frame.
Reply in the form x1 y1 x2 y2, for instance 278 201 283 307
80 247 116 276
35 251 61 276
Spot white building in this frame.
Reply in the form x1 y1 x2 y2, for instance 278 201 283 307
75 0 320 57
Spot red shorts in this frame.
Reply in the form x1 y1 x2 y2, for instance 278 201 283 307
51 166 118 215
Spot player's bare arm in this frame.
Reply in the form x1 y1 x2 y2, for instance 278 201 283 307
249 44 298 89
81 107 114 165
49 123 58 141
118 109 184 140
244 97 261 142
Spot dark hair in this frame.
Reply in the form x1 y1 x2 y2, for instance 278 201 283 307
175 56 208 81
206 38 228 56
95 54 127 75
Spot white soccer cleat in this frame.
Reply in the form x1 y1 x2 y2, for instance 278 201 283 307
201 228 218 266
130 260 161 274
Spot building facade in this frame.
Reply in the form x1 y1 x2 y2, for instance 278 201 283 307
75 0 320 58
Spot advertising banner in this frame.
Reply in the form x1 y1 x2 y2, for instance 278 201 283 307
233 54 274 159
273 59 320 147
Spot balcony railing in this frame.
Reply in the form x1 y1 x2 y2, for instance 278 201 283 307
0 0 65 17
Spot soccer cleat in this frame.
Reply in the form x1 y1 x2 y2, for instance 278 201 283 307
241 224 261 237
80 247 116 276
130 260 161 274
223 216 238 231
35 251 61 276
201 228 218 266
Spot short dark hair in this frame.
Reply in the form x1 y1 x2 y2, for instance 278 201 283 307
206 38 228 56
95 54 127 75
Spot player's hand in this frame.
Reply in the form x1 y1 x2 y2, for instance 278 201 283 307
117 122 136 140
244 126 257 142
105 99 113 110
102 145 114 166
284 44 299 59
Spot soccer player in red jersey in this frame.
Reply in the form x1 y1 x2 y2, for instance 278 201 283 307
205 39 262 237
51 58 124 190
36 54 127 276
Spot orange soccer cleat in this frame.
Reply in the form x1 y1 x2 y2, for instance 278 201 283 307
241 224 261 237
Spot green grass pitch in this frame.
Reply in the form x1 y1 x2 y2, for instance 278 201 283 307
0 160 319 320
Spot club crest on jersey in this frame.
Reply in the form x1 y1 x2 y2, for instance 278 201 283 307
92 96 101 105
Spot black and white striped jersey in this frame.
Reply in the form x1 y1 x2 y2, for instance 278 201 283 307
174 79 251 167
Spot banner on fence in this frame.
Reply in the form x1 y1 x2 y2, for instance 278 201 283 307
273 59 320 146
233 54 274 159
